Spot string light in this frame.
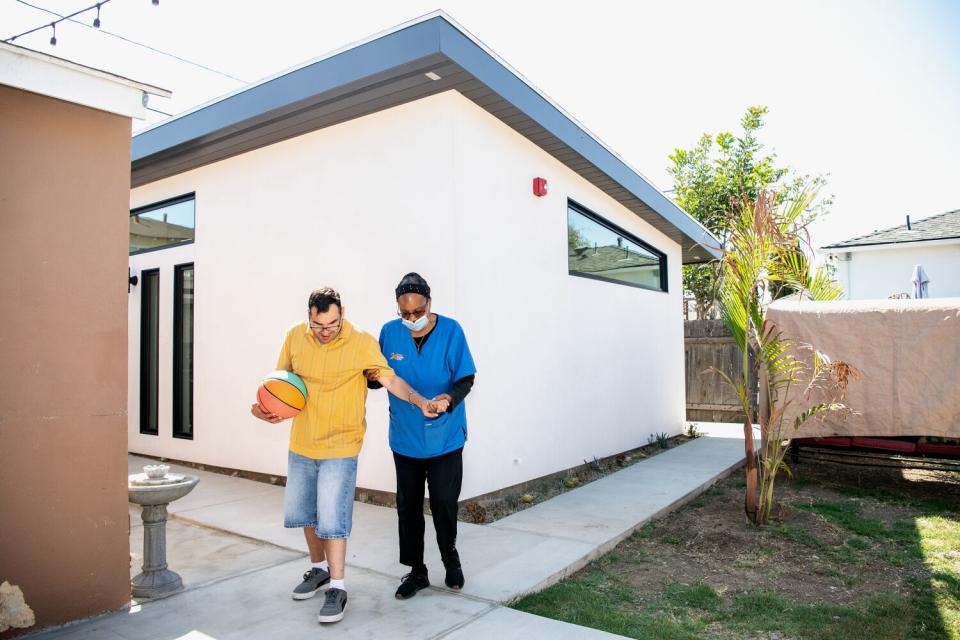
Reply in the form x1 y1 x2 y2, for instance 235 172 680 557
4 0 158 44
7 0 248 84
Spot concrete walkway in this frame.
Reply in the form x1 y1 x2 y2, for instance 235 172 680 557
30 424 745 639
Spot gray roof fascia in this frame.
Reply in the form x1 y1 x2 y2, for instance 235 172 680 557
131 13 720 260
132 19 444 161
435 19 720 260
822 235 960 250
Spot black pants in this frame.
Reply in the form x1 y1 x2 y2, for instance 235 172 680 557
393 447 463 569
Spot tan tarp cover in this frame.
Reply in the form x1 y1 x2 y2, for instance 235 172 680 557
766 298 960 439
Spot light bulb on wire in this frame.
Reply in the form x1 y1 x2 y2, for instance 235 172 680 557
7 0 167 51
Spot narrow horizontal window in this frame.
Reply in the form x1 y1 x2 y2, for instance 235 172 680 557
130 194 195 254
567 201 667 292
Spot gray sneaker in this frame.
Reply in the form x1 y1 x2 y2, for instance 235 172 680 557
317 588 348 623
292 567 330 600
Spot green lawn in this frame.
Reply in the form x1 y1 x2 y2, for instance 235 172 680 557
511 465 960 639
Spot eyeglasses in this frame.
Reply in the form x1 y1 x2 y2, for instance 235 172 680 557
397 307 428 321
309 317 341 335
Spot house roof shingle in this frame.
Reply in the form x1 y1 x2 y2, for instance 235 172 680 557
822 209 960 249
568 244 660 274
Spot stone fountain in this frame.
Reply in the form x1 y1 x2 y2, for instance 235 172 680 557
128 464 200 598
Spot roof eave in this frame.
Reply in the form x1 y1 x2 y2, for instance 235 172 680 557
822 235 960 252
131 14 721 262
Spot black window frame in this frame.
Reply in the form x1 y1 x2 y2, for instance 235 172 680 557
129 193 196 256
139 268 160 436
172 262 195 440
567 199 668 293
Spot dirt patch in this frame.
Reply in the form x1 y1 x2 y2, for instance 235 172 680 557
604 460 960 609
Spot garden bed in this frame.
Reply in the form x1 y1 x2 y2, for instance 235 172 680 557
513 460 960 639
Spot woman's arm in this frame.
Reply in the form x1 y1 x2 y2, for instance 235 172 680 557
435 374 475 411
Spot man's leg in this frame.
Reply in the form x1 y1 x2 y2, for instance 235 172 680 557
426 448 464 588
314 456 357 623
321 538 346 580
304 527 326 562
284 453 330 599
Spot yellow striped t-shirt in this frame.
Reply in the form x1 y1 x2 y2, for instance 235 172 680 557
276 319 394 459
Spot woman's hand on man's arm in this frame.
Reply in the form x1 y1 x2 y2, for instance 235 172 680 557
363 369 384 389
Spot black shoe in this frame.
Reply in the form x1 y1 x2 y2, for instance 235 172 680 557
395 568 429 599
444 565 464 590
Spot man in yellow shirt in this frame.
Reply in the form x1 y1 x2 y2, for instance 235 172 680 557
251 287 440 624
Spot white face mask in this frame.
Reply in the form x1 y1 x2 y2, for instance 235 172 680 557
402 315 430 332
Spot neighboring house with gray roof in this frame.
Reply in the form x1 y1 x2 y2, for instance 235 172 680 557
125 12 719 501
822 209 960 299
568 242 661 288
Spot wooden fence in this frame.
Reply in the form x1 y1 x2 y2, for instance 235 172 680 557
684 319 758 423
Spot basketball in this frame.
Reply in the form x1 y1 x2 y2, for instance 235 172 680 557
257 370 308 419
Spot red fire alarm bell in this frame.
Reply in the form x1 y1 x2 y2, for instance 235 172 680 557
533 177 548 197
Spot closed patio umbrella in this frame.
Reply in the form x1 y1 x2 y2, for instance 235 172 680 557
911 264 930 299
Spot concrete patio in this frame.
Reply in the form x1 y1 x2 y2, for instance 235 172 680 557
28 424 746 639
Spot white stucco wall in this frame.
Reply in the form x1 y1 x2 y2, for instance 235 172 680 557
128 242 195 448
128 90 685 499
827 240 960 300
447 94 685 496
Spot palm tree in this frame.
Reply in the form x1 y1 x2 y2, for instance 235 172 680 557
715 189 857 525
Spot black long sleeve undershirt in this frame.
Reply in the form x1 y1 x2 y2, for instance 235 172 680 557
445 374 474 410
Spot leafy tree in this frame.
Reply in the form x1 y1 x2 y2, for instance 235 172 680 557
568 224 589 251
668 106 830 317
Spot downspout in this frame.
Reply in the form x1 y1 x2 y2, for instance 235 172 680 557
845 252 852 298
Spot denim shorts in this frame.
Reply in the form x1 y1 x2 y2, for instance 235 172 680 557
283 451 357 539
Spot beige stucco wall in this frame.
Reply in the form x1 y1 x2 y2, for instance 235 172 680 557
0 85 131 635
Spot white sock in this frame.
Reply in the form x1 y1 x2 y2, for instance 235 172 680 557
329 578 346 591
312 560 329 571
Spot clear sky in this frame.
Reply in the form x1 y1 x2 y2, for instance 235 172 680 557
4 0 959 249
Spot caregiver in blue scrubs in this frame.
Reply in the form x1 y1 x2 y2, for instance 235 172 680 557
367 272 476 600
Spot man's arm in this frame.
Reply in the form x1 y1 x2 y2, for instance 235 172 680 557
360 334 437 416
252 331 292 423
251 402 283 423
377 374 439 418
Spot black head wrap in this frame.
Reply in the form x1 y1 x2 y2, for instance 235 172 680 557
395 272 430 300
